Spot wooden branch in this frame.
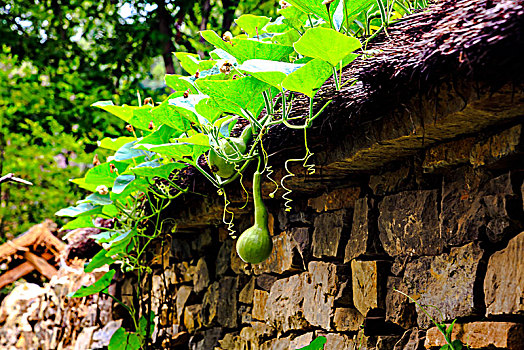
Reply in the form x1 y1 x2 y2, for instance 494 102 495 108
24 251 58 280
0 252 53 289
0 173 33 186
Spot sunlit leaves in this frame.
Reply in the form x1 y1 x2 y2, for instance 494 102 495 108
235 14 271 37
294 27 361 66
195 76 270 116
200 30 295 63
68 269 115 297
238 59 304 88
282 58 333 97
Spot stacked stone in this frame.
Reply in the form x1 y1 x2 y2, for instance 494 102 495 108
138 123 524 350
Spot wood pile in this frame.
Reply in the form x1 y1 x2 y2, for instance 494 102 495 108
0 222 122 349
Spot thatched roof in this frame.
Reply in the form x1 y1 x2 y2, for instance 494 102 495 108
172 0 524 229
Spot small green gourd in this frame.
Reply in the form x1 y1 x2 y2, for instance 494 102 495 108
209 125 252 179
236 169 273 264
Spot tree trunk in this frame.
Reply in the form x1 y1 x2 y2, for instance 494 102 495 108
155 0 176 74
222 0 241 32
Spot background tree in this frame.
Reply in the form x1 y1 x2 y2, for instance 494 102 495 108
0 0 278 239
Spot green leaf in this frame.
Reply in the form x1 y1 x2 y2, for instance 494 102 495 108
445 320 457 339
235 14 271 37
92 101 135 123
130 161 184 179
297 336 327 350
200 30 294 64
195 76 270 116
138 312 155 338
451 340 463 350
238 59 304 88
284 0 339 23
273 29 302 46
109 328 141 350
175 52 215 75
150 93 204 131
195 98 223 123
60 216 96 231
77 193 113 206
165 74 198 93
68 269 115 297
104 230 137 256
293 27 361 66
135 125 179 146
112 174 136 194
83 161 129 188
85 249 115 272
98 137 136 151
282 58 333 97
113 141 151 163
175 134 210 147
55 202 102 218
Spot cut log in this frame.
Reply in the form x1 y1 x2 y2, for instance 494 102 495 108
0 252 53 289
23 251 58 280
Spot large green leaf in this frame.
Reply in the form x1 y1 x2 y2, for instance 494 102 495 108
135 125 179 146
68 269 115 297
130 161 184 179
109 328 141 350
235 14 271 37
195 97 223 123
77 193 112 206
294 27 361 66
83 161 129 188
150 93 199 132
165 74 198 93
284 0 339 22
93 102 153 131
60 216 96 231
175 52 215 75
98 137 136 151
114 141 151 163
138 142 208 162
238 60 304 88
200 30 294 63
55 202 102 217
195 76 270 116
84 249 115 272
282 58 333 97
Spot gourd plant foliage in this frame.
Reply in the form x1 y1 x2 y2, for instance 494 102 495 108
57 0 426 348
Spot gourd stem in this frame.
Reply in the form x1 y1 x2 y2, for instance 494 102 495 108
252 169 268 227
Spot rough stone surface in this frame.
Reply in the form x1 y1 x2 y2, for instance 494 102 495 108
238 305 252 324
321 333 355 349
484 231 524 316
252 290 268 321
216 240 232 277
379 190 442 257
308 187 361 212
183 304 202 333
171 261 194 284
333 308 364 331
289 332 314 348
238 277 255 304
425 322 524 350
370 166 412 195
231 239 251 275
291 227 311 260
189 327 222 350
201 277 238 328
345 197 376 262
394 328 425 350
175 286 194 324
440 169 517 244
403 242 484 328
252 231 304 275
386 277 417 329
256 274 278 292
193 257 210 294
470 124 522 168
312 210 349 258
265 273 309 333
352 260 386 316
303 262 345 330
422 137 476 172
376 335 401 350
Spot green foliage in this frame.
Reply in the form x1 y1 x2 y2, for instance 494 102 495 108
68 269 116 297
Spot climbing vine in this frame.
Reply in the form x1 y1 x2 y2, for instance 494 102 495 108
57 0 428 348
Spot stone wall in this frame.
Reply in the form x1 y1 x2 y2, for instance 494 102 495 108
128 122 524 349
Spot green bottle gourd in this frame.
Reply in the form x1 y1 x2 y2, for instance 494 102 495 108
209 126 252 179
236 170 273 264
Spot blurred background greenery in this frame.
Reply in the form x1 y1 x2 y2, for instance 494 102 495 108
0 0 277 240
